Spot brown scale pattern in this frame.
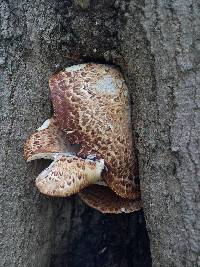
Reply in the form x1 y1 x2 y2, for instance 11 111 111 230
49 63 140 199
24 118 68 161
36 155 104 197
79 185 142 214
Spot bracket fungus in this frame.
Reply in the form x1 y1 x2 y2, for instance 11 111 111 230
24 63 142 213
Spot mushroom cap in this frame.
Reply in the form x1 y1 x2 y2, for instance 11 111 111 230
79 185 142 213
24 117 79 162
49 63 139 199
35 155 105 197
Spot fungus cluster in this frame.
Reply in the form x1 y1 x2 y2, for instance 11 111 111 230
24 63 142 213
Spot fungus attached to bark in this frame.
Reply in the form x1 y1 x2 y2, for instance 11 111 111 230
24 63 142 213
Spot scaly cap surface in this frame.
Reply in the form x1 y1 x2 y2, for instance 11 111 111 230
36 155 105 197
49 63 140 199
24 118 68 161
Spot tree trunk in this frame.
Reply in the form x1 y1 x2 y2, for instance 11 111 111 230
0 0 199 267
125 1 200 266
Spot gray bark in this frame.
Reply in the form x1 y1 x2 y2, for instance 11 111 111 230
0 0 199 267
126 1 200 266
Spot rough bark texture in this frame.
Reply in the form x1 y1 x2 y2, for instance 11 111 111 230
137 1 200 266
0 0 199 267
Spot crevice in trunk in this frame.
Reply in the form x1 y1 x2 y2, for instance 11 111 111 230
50 197 152 267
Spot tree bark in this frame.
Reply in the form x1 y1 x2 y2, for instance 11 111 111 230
122 1 200 266
0 0 199 267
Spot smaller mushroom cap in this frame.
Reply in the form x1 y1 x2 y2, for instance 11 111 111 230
35 155 105 197
24 117 78 162
79 185 142 214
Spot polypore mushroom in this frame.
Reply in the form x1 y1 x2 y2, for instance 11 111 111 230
24 63 142 213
